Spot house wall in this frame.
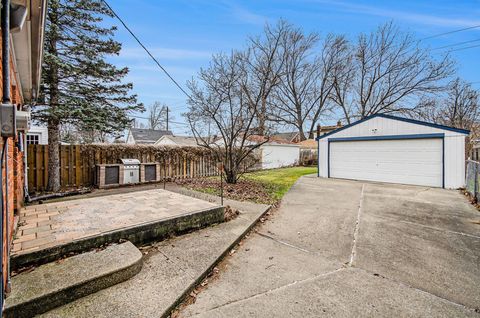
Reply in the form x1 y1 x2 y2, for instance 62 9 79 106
261 144 300 169
126 130 135 144
0 33 26 290
318 116 466 189
155 136 177 146
27 125 48 144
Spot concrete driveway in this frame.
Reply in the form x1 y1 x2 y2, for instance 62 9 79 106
179 175 480 317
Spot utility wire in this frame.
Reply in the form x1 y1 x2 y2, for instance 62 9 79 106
421 24 480 40
432 38 480 50
101 0 192 100
129 114 189 126
449 43 480 52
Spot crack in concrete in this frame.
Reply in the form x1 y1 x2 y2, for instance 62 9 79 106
203 268 346 313
256 232 313 254
348 184 365 267
156 249 197 281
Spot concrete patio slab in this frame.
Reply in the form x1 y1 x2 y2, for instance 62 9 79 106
185 268 477 318
258 176 362 263
38 195 271 318
12 189 224 270
176 175 480 317
356 210 480 309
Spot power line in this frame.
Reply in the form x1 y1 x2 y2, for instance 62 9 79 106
449 43 480 52
129 114 189 126
101 0 192 100
421 24 480 40
432 38 480 50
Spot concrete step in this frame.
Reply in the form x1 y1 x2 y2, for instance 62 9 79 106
12 205 224 271
4 241 142 318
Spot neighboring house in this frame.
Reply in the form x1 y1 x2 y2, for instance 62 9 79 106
154 135 200 147
317 114 469 189
126 127 173 144
0 0 47 304
273 121 343 143
272 132 299 143
26 124 48 145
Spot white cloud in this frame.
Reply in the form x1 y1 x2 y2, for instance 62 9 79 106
223 2 268 25
308 0 480 28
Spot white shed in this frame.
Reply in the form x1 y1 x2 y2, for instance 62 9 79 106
260 143 300 169
317 114 469 189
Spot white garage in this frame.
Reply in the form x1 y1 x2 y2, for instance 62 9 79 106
260 143 300 169
317 114 469 189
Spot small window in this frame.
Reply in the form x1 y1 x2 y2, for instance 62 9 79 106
27 134 40 145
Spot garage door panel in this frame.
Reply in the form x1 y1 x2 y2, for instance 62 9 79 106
330 139 442 187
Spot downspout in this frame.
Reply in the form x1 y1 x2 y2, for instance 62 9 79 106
1 0 11 300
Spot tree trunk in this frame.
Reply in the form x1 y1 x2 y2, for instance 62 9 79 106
224 169 237 184
298 126 307 141
47 119 61 192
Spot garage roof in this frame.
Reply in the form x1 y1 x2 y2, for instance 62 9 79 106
316 114 470 141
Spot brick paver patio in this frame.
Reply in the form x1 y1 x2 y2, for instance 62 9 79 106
13 189 217 255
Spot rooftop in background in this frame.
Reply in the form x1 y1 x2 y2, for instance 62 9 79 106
298 139 317 149
126 128 173 144
247 135 297 145
155 135 200 147
273 121 343 143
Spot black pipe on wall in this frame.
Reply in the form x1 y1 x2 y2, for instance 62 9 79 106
2 0 10 103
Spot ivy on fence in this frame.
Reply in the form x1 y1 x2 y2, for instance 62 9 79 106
27 144 219 193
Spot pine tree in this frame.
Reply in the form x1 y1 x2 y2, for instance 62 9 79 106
36 0 143 191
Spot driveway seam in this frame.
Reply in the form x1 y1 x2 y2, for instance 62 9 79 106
370 214 480 239
199 268 346 314
348 184 365 266
354 266 480 313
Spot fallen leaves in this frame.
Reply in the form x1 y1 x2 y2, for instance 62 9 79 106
176 178 277 204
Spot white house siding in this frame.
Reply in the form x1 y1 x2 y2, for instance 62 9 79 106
261 144 300 169
27 125 49 145
126 133 135 144
155 137 177 146
318 116 467 189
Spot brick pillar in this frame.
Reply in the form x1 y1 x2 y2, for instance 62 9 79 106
139 164 145 183
156 163 161 182
119 165 124 185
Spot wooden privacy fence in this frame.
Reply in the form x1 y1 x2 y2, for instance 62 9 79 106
27 144 220 193
299 148 317 166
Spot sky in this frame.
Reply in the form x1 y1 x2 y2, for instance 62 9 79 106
105 0 480 136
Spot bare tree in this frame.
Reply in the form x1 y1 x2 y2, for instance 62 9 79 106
416 78 479 153
243 20 288 135
186 51 269 184
148 101 168 130
269 28 348 140
331 22 454 124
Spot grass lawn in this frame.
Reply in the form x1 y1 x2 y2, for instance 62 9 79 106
176 166 317 204
243 166 317 201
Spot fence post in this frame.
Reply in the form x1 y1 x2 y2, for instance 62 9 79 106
475 162 478 202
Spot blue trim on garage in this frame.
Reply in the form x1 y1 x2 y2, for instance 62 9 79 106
316 113 469 141
327 133 445 188
442 137 445 188
329 133 445 142
327 141 330 178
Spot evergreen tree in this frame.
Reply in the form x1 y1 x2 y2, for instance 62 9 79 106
36 0 143 191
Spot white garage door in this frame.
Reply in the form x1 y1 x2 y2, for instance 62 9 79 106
330 138 443 187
